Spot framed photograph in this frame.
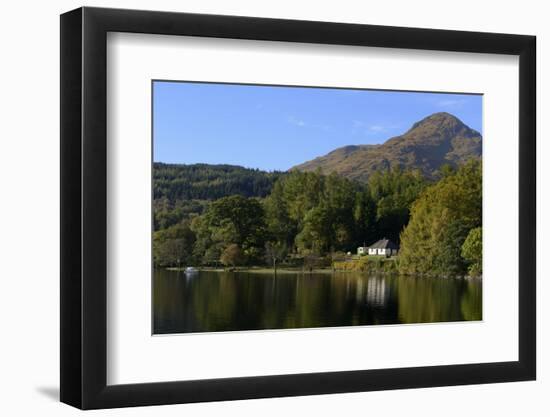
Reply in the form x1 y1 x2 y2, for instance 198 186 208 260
60 6 536 409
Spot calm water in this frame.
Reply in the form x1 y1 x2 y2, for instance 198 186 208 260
153 269 482 334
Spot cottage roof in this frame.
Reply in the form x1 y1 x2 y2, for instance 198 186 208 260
368 238 399 250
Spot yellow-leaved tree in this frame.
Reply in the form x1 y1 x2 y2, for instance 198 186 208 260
398 159 482 276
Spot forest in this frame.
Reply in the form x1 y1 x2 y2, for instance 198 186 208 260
153 160 482 276
153 163 284 230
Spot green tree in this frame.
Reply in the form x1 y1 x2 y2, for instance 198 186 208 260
281 170 324 226
264 181 297 249
324 172 356 250
153 221 196 267
399 160 482 275
368 167 427 243
192 195 267 264
264 242 288 272
270 170 362 254
461 227 482 276
436 163 456 179
295 203 333 254
353 190 377 246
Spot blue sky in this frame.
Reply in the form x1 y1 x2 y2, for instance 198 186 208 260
153 81 482 171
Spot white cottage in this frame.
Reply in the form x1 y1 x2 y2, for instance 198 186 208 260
366 238 399 257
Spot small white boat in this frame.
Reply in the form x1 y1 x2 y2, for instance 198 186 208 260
184 267 198 275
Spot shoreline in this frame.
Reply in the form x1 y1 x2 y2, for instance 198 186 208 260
166 266 338 274
163 266 481 279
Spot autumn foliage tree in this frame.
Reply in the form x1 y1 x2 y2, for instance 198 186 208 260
220 244 245 268
398 160 482 276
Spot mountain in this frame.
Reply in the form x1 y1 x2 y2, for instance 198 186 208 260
291 112 482 181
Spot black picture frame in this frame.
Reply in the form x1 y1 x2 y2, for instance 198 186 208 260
60 6 536 410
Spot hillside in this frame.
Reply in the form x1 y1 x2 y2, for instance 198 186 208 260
292 112 482 181
153 163 286 230
153 163 285 201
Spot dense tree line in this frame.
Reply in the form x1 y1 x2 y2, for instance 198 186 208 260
153 198 208 231
154 166 431 269
153 163 285 231
154 163 284 201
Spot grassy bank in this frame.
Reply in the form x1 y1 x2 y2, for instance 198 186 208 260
165 260 481 279
333 256 398 274
166 258 398 275
166 266 337 274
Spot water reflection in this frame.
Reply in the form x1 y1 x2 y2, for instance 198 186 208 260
153 270 482 334
365 276 389 306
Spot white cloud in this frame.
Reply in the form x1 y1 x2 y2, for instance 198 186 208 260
436 98 467 108
287 115 307 127
287 115 330 130
352 121 401 136
368 125 385 132
351 120 401 136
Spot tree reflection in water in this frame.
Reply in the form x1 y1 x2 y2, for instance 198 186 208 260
153 270 482 334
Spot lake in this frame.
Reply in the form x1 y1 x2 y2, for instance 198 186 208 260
153 269 482 334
